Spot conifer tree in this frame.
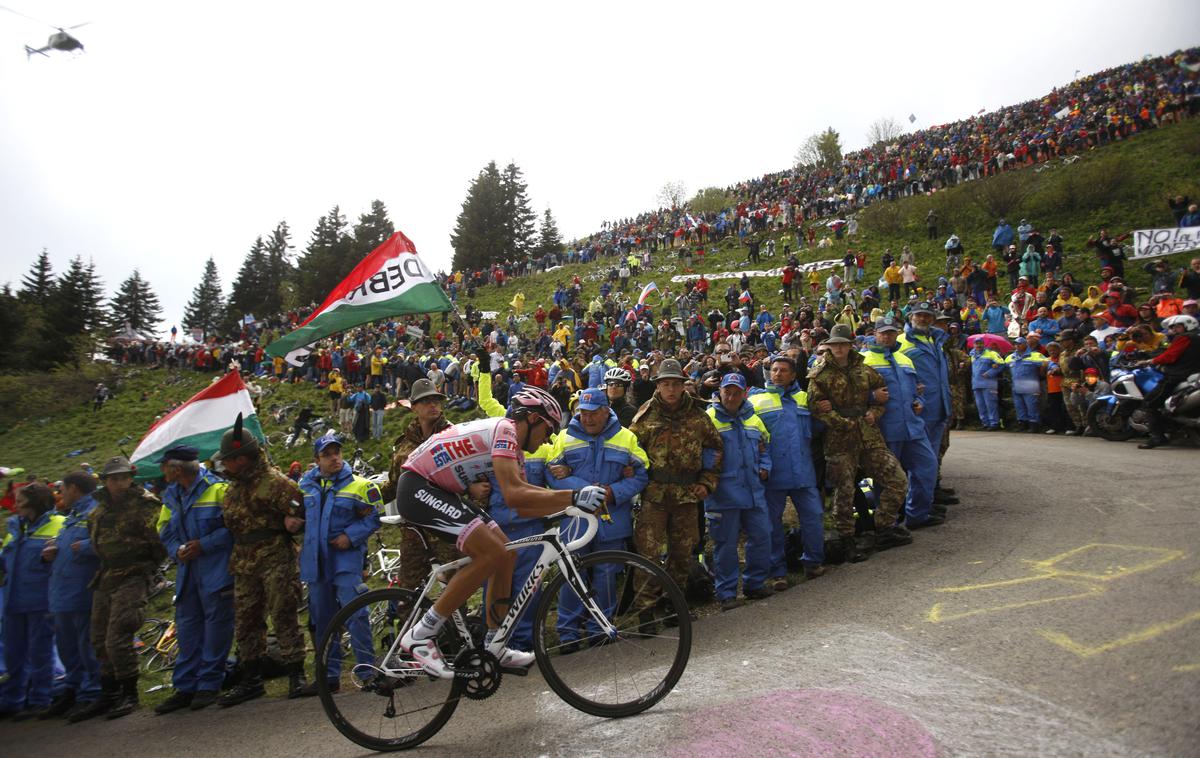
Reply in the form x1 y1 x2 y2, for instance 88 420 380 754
19 248 56 307
182 258 227 335
109 270 163 333
536 207 564 257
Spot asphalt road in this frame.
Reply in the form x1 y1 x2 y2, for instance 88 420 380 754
3 432 1198 757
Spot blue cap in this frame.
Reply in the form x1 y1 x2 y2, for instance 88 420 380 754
1016 336 1028 344
157 445 199 464
720 373 747 390
577 387 609 411
313 432 343 456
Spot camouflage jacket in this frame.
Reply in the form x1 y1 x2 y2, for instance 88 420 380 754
945 344 971 416
806 351 889 449
630 391 723 504
88 486 167 590
221 453 303 575
381 415 451 504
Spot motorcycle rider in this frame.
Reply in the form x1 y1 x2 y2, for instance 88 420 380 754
1138 315 1200 449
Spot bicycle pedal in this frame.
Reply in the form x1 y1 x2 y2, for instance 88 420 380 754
499 665 530 677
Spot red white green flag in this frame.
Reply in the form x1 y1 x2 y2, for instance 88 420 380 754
265 231 452 364
130 370 264 480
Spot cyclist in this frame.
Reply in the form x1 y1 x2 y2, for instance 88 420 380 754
395 385 606 677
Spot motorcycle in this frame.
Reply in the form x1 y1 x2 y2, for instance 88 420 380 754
1088 361 1200 444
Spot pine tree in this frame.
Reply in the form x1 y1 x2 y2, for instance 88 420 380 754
109 270 163 333
52 256 107 337
228 236 268 324
536 207 564 257
182 258 227 336
19 248 56 307
352 199 395 265
294 206 353 306
261 221 293 315
0 285 40 371
500 162 536 259
450 161 508 272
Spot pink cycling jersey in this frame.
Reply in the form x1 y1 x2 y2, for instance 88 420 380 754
402 417 523 494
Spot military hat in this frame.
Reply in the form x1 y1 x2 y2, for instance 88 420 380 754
213 413 260 461
157 445 199 464
874 316 901 333
100 456 134 477
909 301 936 316
409 378 446 403
655 358 687 381
823 324 855 344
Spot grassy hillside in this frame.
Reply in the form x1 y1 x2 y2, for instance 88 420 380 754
3 118 1200 484
465 118 1200 320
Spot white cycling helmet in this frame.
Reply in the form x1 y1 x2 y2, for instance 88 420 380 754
604 367 632 385
1163 315 1198 332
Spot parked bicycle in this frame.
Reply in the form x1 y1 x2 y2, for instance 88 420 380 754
314 506 691 751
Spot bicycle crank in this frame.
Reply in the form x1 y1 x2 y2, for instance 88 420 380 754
452 648 502 700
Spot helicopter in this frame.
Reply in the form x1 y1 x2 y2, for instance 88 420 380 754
25 24 88 59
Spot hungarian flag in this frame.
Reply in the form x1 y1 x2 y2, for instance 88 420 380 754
265 231 452 364
129 371 263 480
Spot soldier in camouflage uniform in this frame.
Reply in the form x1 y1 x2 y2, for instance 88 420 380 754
1057 330 1086 433
806 325 913 561
381 379 457 593
629 358 723 616
78 456 166 720
211 415 308 707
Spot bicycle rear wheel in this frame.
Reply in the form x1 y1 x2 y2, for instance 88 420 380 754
315 588 464 752
532 550 691 718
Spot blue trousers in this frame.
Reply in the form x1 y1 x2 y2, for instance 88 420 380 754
974 388 999 427
921 415 948 463
172 581 235 693
0 610 55 711
487 520 545 652
54 610 100 700
308 582 373 681
707 507 770 601
1014 392 1040 423
556 537 625 644
765 487 824 577
887 436 938 524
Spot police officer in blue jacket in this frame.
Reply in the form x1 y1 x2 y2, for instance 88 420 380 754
41 471 102 720
748 355 828 588
862 318 945 529
704 374 773 611
898 303 955 501
545 387 648 653
0 483 63 719
969 340 1005 430
297 433 382 695
153 445 235 714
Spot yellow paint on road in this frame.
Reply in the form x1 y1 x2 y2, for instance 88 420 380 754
926 579 1104 624
1037 610 1200 658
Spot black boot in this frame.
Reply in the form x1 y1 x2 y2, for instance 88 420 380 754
217 660 264 708
38 689 76 720
287 662 310 699
67 678 118 723
153 690 194 715
875 524 915 550
106 676 140 719
842 535 868 563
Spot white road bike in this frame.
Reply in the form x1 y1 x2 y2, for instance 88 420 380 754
314 506 692 751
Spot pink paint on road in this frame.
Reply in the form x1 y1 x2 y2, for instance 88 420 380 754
668 688 938 757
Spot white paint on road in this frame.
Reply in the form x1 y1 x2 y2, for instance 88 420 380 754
528 625 1135 757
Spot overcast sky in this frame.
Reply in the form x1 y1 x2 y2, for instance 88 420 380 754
2 0 1197 333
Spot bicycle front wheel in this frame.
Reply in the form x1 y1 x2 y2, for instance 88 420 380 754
315 587 464 752
532 550 692 718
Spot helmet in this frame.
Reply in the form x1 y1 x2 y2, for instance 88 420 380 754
508 385 564 433
1163 314 1199 332
604 367 632 385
